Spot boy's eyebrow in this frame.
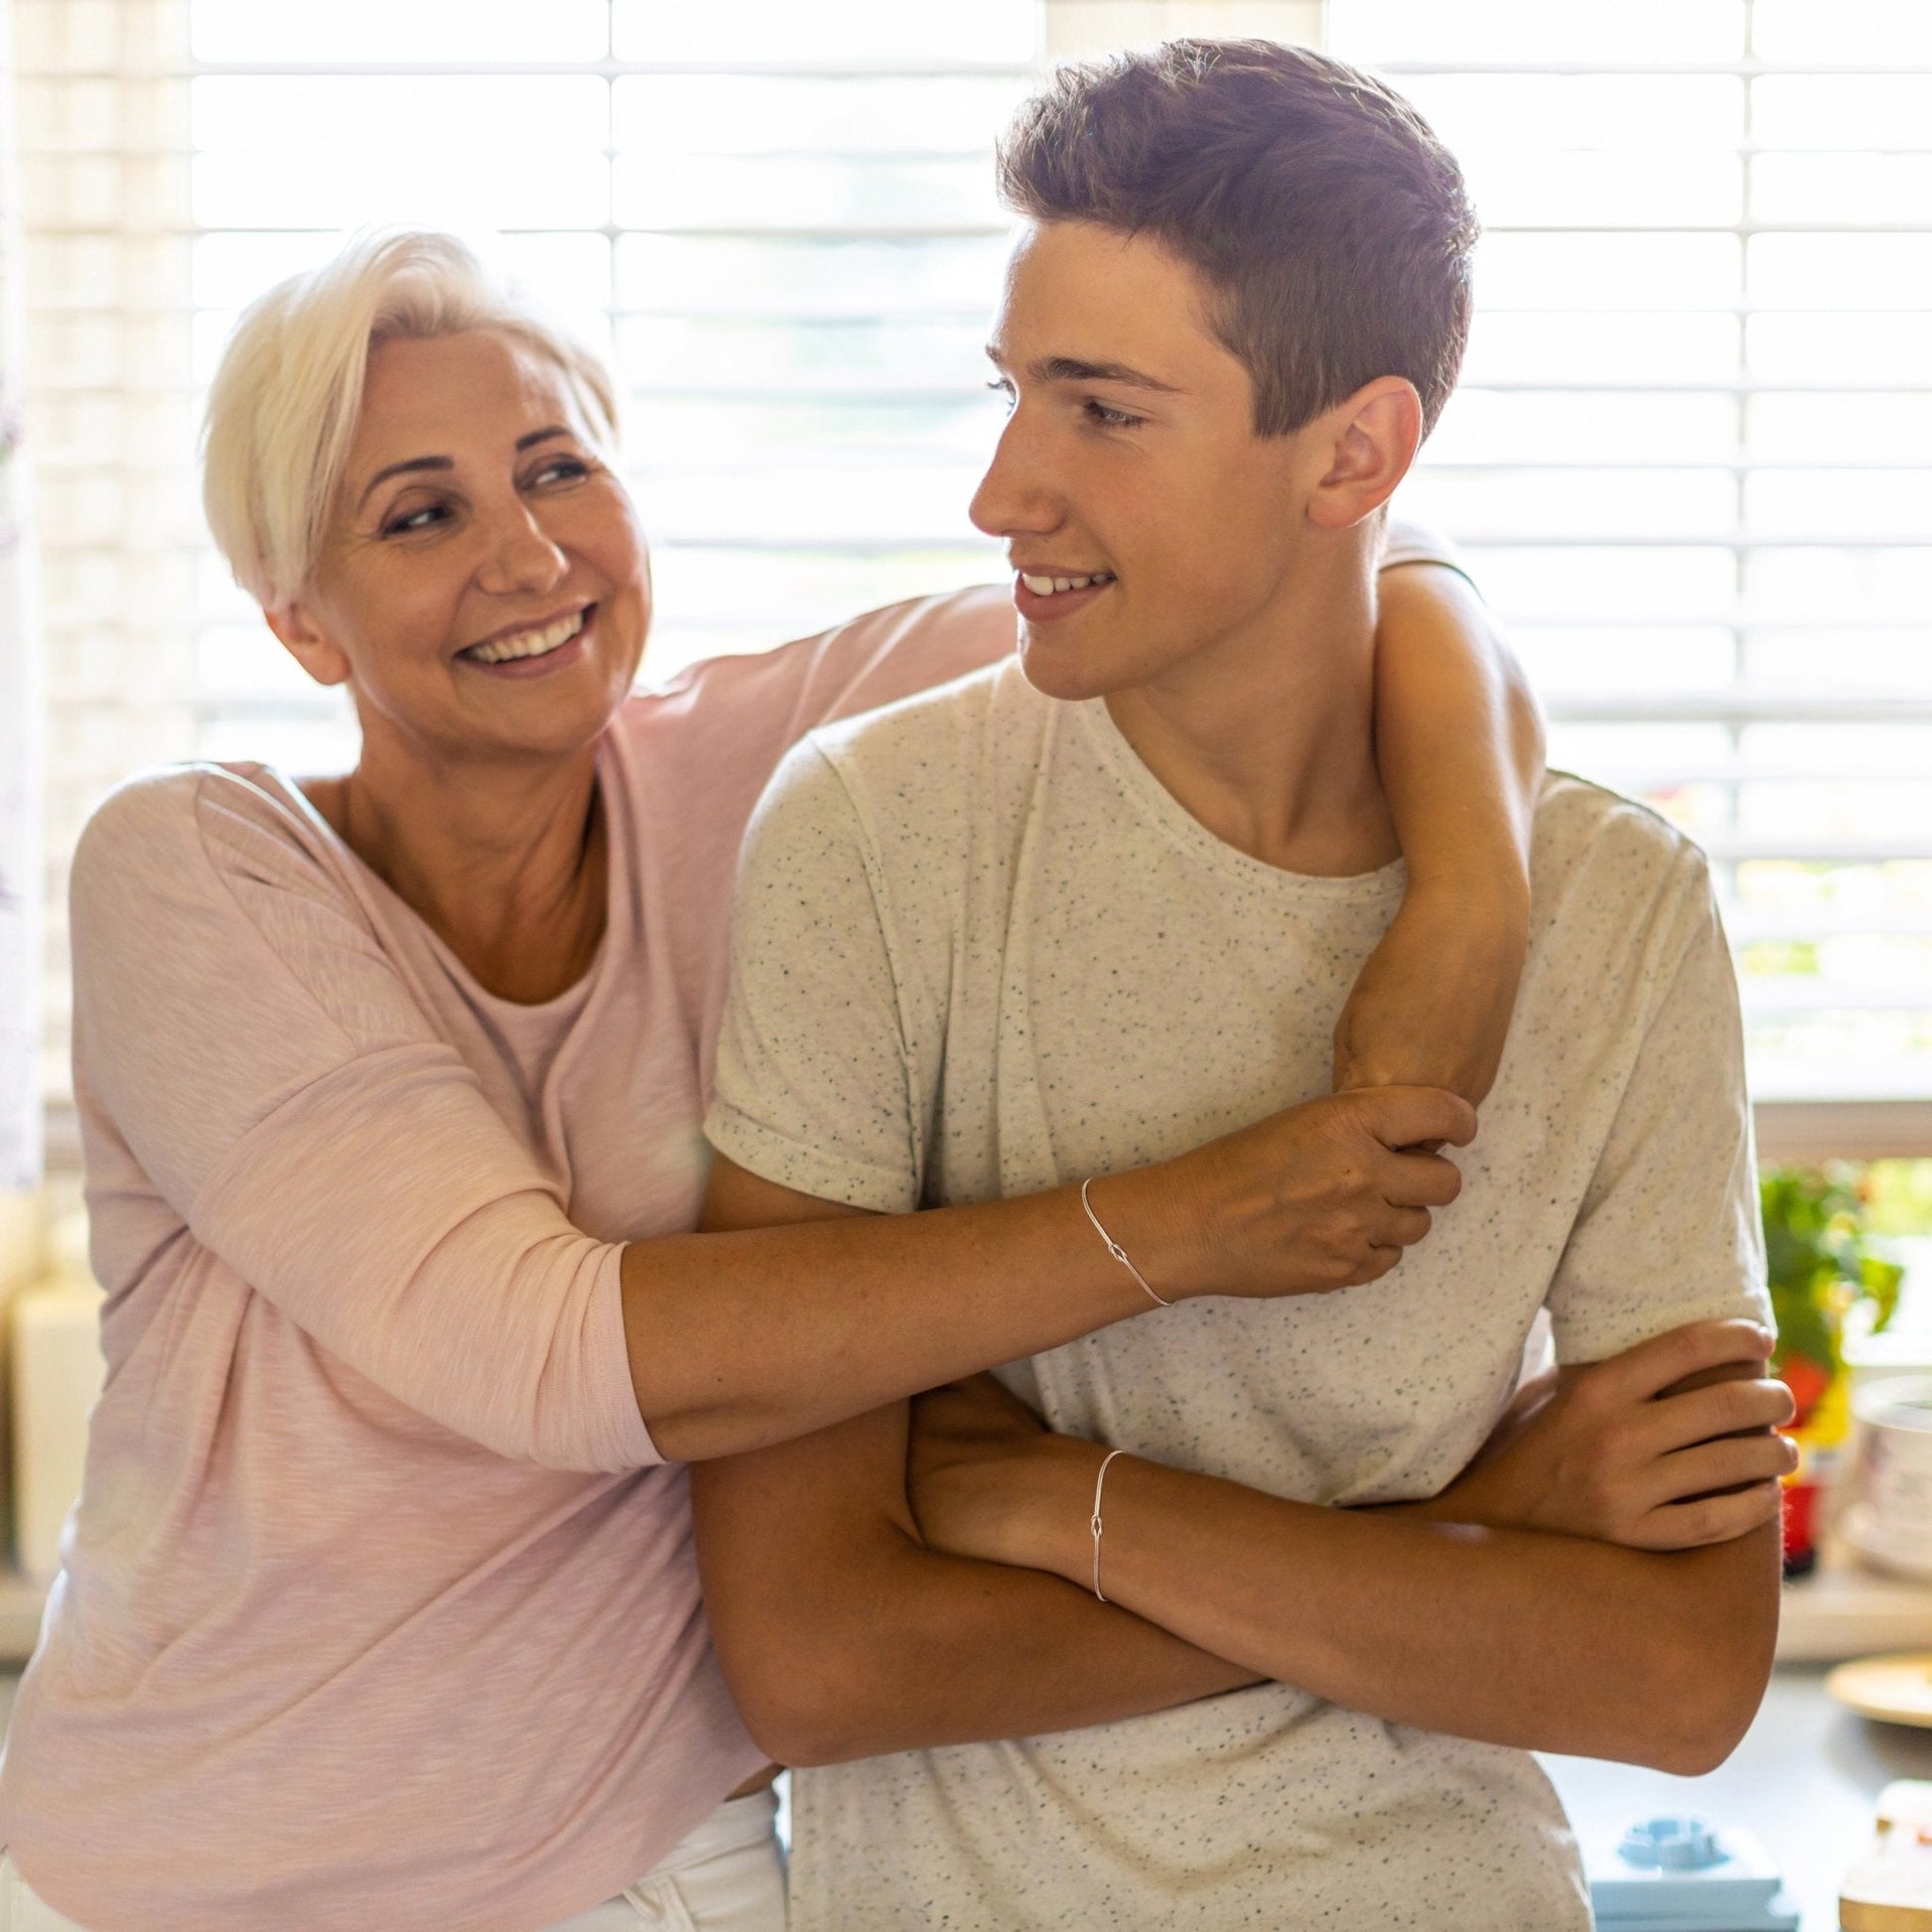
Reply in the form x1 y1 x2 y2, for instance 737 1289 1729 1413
1036 355 1180 393
989 346 1183 395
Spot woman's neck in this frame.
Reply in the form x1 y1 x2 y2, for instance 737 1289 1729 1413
304 731 609 1005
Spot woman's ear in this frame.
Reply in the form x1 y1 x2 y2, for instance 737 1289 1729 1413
1307 377 1425 532
264 601 352 688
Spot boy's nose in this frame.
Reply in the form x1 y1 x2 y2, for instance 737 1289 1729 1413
968 415 1059 541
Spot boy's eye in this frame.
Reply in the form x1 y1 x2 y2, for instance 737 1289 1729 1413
986 377 1017 411
1084 398 1144 430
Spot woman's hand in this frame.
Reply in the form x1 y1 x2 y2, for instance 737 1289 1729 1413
1410 1318 1796 1550
907 1375 1097 1574
1114 1082 1478 1305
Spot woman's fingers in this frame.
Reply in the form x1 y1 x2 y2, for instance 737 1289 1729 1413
1382 1149 1464 1209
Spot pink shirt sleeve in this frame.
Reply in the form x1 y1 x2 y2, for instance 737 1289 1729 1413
69 766 657 1474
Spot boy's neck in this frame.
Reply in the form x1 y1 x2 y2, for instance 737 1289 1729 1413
1101 539 1400 878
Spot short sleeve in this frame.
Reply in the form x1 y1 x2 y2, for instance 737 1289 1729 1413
705 740 929 1213
69 769 656 1472
1381 510 1474 587
1543 862 1771 1362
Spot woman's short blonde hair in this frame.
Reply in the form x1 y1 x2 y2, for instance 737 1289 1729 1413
202 229 621 609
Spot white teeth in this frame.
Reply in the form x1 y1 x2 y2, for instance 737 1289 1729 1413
1020 572 1113 597
466 610 586 665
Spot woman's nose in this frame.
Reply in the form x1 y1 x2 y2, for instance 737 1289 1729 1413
477 506 568 598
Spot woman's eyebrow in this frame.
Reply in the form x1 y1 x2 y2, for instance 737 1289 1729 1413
355 427 574 509
357 455 452 507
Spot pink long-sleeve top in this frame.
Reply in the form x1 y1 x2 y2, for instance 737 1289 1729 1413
0 591 1016 1932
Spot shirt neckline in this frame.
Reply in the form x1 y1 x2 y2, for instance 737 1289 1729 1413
1067 689 1408 902
237 755 620 1022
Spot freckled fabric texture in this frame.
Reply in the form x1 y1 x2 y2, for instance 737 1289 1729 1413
708 662 1770 1931
0 589 1018 1932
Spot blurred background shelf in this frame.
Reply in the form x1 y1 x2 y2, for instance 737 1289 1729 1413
1780 1538 1932 1663
0 1570 47 1666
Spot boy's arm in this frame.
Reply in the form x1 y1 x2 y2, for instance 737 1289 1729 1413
1339 557 1546 1105
687 1158 1262 1769
922 1422 1776 1777
914 850 1782 1776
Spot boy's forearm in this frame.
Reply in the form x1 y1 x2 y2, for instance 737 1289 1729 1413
1004 1444 1778 1775
695 1489 1259 1767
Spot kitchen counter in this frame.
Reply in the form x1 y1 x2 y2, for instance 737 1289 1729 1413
1544 1662 1932 1930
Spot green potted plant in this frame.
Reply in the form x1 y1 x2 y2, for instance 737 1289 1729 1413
1760 1163 1904 1576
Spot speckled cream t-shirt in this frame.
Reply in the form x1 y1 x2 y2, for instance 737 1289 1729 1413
707 657 1769 1932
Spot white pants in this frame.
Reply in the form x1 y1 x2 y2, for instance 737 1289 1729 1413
0 1788 787 1932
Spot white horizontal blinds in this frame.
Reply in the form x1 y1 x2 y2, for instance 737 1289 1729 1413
13 0 1033 1160
16 0 197 1148
184 0 1031 778
1328 0 1932 1104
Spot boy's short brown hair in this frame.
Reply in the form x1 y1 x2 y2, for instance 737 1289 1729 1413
997 39 1477 438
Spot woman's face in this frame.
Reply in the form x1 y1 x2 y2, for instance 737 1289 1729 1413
273 328 649 767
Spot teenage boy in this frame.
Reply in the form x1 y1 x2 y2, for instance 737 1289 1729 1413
693 42 1785 1930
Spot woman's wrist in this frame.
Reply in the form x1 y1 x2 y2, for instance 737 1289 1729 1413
1076 1165 1210 1307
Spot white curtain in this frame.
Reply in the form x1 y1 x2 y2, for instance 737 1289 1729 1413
0 0 44 1187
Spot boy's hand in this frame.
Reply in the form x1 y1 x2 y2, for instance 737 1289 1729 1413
1416 1318 1795 1550
1332 877 1530 1109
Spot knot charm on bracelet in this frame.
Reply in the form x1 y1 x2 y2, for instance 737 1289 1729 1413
1079 1177 1173 1309
1090 1448 1127 1601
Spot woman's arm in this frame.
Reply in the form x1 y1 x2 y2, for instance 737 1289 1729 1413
71 768 1471 1473
632 1104 1462 1461
1342 558 1546 1105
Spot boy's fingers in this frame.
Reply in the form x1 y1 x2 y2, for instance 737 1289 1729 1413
1586 1318 1776 1407
1634 1376 1796 1455
1646 1480 1785 1551
1646 1434 1800 1509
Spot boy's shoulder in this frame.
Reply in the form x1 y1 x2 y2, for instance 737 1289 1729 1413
804 652 1052 799
1530 771 1721 977
1533 770 1712 893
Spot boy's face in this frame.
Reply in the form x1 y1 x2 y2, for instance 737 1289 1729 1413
973 219 1318 702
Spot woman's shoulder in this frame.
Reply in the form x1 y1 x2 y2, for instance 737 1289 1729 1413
73 760 347 911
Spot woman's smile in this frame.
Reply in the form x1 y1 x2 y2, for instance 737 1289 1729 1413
458 602 598 678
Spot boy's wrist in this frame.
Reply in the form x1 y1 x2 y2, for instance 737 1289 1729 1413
1009 1437 1115 1585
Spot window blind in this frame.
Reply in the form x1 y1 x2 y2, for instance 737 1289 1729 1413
1329 0 1932 1122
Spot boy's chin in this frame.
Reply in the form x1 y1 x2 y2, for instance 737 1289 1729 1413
1015 634 1122 704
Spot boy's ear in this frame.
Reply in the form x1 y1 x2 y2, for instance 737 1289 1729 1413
264 599 352 688
1306 376 1425 531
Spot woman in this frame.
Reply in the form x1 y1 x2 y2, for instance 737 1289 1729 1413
0 232 1541 1932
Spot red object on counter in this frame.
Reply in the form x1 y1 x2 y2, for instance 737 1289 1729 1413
1782 1473 1820 1579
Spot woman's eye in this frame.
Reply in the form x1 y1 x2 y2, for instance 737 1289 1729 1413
529 457 591 487
381 503 448 537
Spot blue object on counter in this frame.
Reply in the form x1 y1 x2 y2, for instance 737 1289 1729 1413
1586 1816 1801 1931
